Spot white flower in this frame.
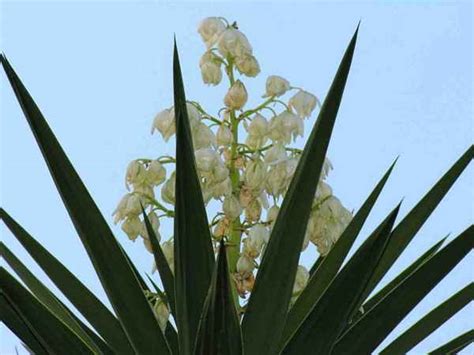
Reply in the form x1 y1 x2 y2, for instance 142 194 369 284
321 158 333 180
161 239 174 274
216 124 233 146
267 205 280 226
140 211 160 241
223 195 242 219
192 122 216 150
125 160 146 189
198 17 226 48
121 216 142 241
244 159 266 190
249 224 270 245
195 148 218 172
264 144 287 165
289 90 319 118
245 199 262 222
161 172 176 205
245 114 269 149
293 265 309 294
125 193 146 216
236 254 255 276
268 111 302 144
211 177 232 198
113 193 131 223
264 75 290 97
151 109 175 142
199 51 222 85
224 80 248 110
235 54 260 77
153 299 170 332
265 163 289 197
218 28 252 58
146 160 166 186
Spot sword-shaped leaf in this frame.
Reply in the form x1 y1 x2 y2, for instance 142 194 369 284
333 226 474 354
282 205 399 354
0 208 133 353
363 146 473 299
142 208 176 316
0 268 93 354
428 329 474 355
0 55 169 353
0 243 104 353
281 160 396 345
194 241 243 355
0 295 47 355
173 41 215 354
380 283 473 354
241 26 359 355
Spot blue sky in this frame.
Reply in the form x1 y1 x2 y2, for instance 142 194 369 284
1 1 472 353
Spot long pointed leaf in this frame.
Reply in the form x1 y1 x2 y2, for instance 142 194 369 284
0 268 93 354
0 295 47 355
428 329 474 355
173 41 215 354
0 242 102 353
194 241 242 355
281 159 396 344
363 146 473 299
142 208 176 316
380 283 473 354
1 55 169 354
283 204 399 354
241 26 359 355
0 208 133 354
333 225 474 354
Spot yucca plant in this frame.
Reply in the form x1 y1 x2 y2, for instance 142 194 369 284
1 18 473 355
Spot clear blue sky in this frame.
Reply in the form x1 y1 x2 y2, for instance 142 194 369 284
1 1 472 354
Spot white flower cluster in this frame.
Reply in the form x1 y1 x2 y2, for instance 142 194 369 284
114 17 352 308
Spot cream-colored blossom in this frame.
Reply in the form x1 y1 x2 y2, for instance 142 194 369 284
293 265 309 294
161 172 176 205
199 51 222 85
216 123 233 146
236 254 255 277
218 28 252 58
235 54 260 77
223 195 242 219
264 75 290 97
161 239 174 273
146 160 166 186
121 216 142 241
198 17 226 48
224 80 248 110
289 90 319 118
153 298 170 332
151 109 175 141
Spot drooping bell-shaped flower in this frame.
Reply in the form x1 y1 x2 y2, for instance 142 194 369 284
161 172 176 205
140 211 160 241
195 148 218 173
235 54 260 77
244 159 266 190
224 80 248 110
199 51 222 85
151 109 175 142
245 199 262 222
153 298 170 332
192 122 216 150
264 144 287 165
289 89 319 118
264 75 290 97
161 239 175 274
198 17 226 48
121 216 142 241
236 254 255 277
216 123 233 146
217 28 253 58
125 160 146 189
146 160 166 186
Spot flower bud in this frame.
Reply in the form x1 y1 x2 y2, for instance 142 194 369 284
161 172 176 205
121 216 142 241
235 54 260 77
151 109 175 141
216 124 233 146
223 195 242 219
199 51 222 85
198 17 226 48
289 90 319 118
245 199 262 222
146 160 166 186
153 299 170 332
224 80 248 110
236 254 255 277
264 75 290 97
218 28 252 58
244 159 266 190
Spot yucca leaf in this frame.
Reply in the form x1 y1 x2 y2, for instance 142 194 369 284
380 283 473 354
0 208 133 354
282 204 399 354
428 329 474 355
173 41 215 354
0 295 47 354
0 268 93 354
363 145 473 299
1 55 170 354
241 26 359 355
142 208 176 316
0 242 103 353
194 241 243 355
333 225 474 354
281 159 396 345
360 237 446 314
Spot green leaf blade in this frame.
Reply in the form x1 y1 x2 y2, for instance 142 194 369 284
282 204 400 354
173 42 215 354
0 56 169 354
428 329 474 355
282 159 396 345
380 283 473 354
333 225 474 354
194 241 243 355
241 26 359 355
